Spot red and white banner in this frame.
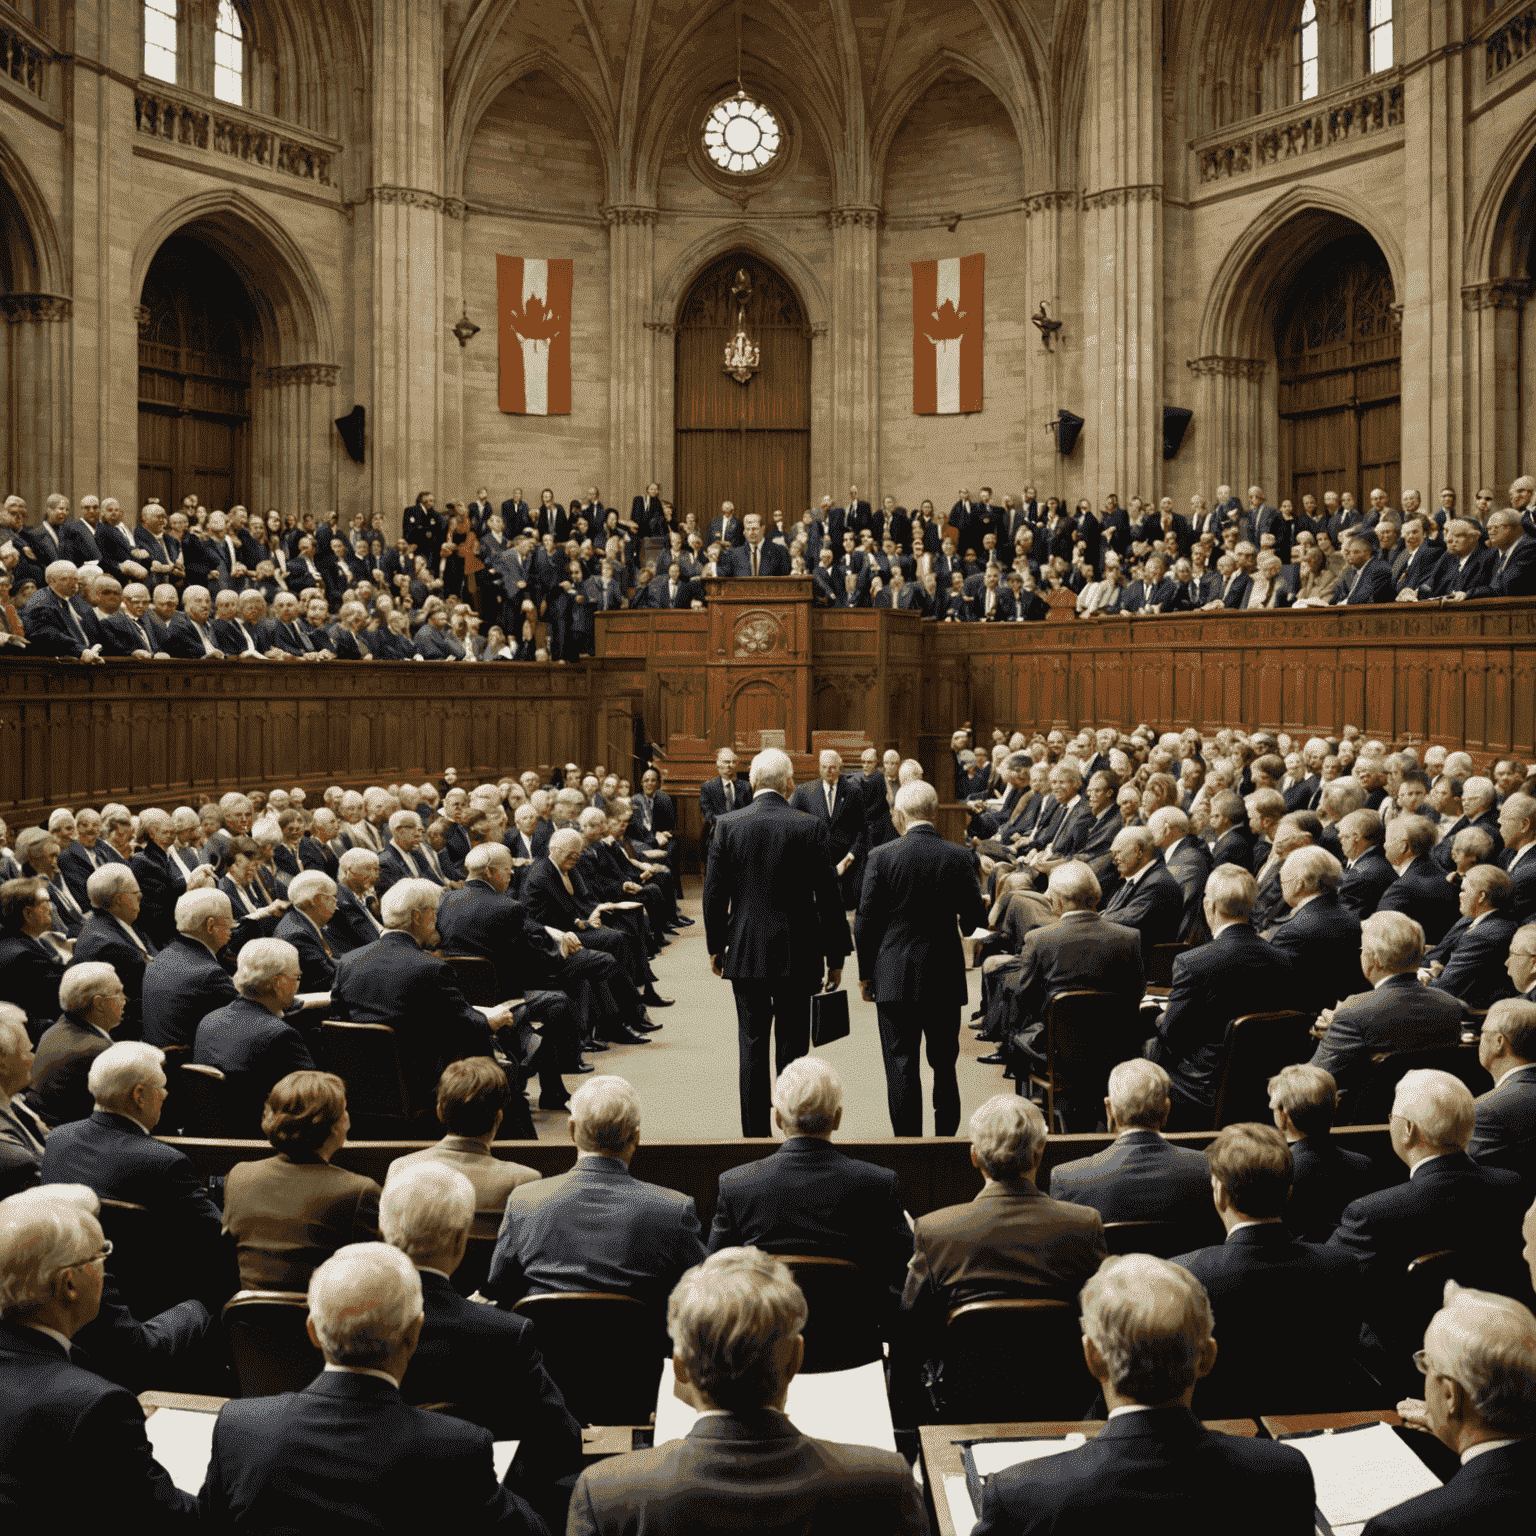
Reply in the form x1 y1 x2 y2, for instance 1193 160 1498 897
497 255 573 416
912 253 984 415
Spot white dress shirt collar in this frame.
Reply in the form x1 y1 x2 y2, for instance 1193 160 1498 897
26 1323 72 1355
322 1363 399 1387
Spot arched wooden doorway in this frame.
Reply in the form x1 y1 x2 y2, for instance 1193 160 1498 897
1277 231 1401 510
675 252 810 527
137 234 256 512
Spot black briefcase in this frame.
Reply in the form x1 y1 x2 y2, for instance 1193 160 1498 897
810 987 850 1047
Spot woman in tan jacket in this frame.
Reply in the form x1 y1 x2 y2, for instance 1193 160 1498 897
1293 545 1338 606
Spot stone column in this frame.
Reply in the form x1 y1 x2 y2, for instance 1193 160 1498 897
1023 191 1079 479
2 295 72 509
439 197 468 496
1081 0 1163 500
369 0 445 529
1463 280 1531 494
603 206 660 497
829 206 881 490
1185 356 1267 500
254 364 340 517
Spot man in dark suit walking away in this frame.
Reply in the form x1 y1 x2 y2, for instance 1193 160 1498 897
704 749 851 1137
856 780 986 1136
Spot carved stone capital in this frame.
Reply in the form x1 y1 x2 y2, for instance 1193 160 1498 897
370 184 443 212
1185 355 1266 380
1462 279 1533 313
601 205 660 226
1082 184 1163 212
440 197 468 221
258 362 341 387
1 293 72 323
826 205 881 229
1022 189 1078 217
643 320 678 335
807 321 829 339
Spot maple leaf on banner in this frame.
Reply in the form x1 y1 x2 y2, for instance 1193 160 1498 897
507 295 564 343
923 298 968 347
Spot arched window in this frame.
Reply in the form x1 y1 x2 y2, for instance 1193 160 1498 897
143 0 178 85
214 0 244 106
1294 1 1319 102
1368 0 1394 73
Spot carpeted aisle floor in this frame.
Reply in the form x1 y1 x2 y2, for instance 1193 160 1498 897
527 881 1011 1141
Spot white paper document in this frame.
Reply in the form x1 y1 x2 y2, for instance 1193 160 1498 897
968 1434 1087 1479
1284 1422 1441 1531
492 1441 520 1480
944 1474 978 1536
653 1359 896 1453
145 1406 217 1494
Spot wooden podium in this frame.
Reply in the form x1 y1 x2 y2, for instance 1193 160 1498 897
700 577 815 753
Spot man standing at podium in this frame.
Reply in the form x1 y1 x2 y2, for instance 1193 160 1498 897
705 749 850 1136
721 513 791 578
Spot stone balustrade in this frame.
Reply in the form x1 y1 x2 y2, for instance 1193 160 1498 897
1486 4 1536 81
1 21 46 98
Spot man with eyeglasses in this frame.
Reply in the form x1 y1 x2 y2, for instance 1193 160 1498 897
1371 1285 1536 1532
0 1187 199 1524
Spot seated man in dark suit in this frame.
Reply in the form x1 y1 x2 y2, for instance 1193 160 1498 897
1498 792 1536 923
706 1056 914 1309
141 887 240 1049
1364 1286 1536 1535
487 1075 705 1311
1149 862 1297 1125
972 1253 1314 1535
329 847 387 954
37 1040 236 1317
1047 1059 1220 1247
0 1191 199 1527
568 1246 926 1536
331 879 521 1121
0 1005 47 1193
1377 812 1461 944
0 875 68 1041
199 1242 546 1533
1147 805 1213 942
1308 910 1464 1099
1422 864 1519 1010
1263 845 1368 1016
1467 998 1536 1189
1171 1123 1365 1416
380 1161 582 1526
26 962 123 1128
1338 807 1398 919
1268 1062 1372 1242
192 937 317 1134
76 863 161 1024
1329 1069 1526 1376
273 870 340 993
1100 826 1184 948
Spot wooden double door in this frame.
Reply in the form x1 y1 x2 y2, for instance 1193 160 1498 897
674 252 810 528
1278 233 1401 512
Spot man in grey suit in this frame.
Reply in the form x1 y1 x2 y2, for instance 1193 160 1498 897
703 749 851 1136
1468 997 1536 1189
485 1076 704 1311
567 1247 925 1535
1308 910 1464 1098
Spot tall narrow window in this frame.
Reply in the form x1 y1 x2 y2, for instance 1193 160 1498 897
143 0 178 84
1295 2 1319 102
1368 0 1394 73
214 0 244 105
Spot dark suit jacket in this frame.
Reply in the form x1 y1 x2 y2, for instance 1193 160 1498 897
192 996 316 1131
789 777 868 864
568 1410 925 1536
328 883 385 954
1331 556 1395 604
1394 540 1446 596
1339 845 1398 920
703 792 850 983
973 1404 1314 1536
1153 924 1296 1109
331 931 495 1110
1262 892 1366 1015
1099 859 1184 949
855 825 986 1007
1046 1129 1218 1240
706 1137 914 1301
1308 972 1465 1094
163 611 226 659
1375 852 1460 944
1210 825 1255 872
200 1371 543 1534
70 909 156 1038
272 908 339 993
21 587 101 657
1428 912 1518 1009
1501 844 1536 924
0 932 66 1041
39 1109 234 1313
487 1154 705 1310
1472 533 1536 598
1171 1225 1365 1416
1360 1439 1534 1534
128 842 182 950
1427 546 1495 598
1010 912 1144 1031
699 774 754 847
58 842 121 910
0 1319 198 1526
296 835 340 879
1467 1062 1536 1188
220 1151 381 1292
1287 1134 1374 1243
1164 835 1214 941
720 540 792 577
25 1013 112 1127
437 879 567 999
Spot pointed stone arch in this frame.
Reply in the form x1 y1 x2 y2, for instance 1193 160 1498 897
0 128 67 296
656 223 828 331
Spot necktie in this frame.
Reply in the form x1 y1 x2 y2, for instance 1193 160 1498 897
239 622 256 652
986 591 995 617
290 623 308 651
232 882 256 915
669 584 677 605
2 1100 46 1156
61 597 88 647
751 546 759 577
51 879 81 918
131 617 151 650
401 848 420 877
118 916 150 956
825 783 834 817
315 919 335 958
725 781 734 810
196 621 216 655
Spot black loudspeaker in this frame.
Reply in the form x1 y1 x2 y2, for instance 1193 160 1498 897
1054 410 1084 457
1163 406 1193 460
334 405 366 464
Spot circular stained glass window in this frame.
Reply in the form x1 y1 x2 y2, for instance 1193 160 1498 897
703 95 782 174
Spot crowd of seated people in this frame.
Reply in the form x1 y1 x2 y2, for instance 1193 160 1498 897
6 475 1534 668
0 763 690 1165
